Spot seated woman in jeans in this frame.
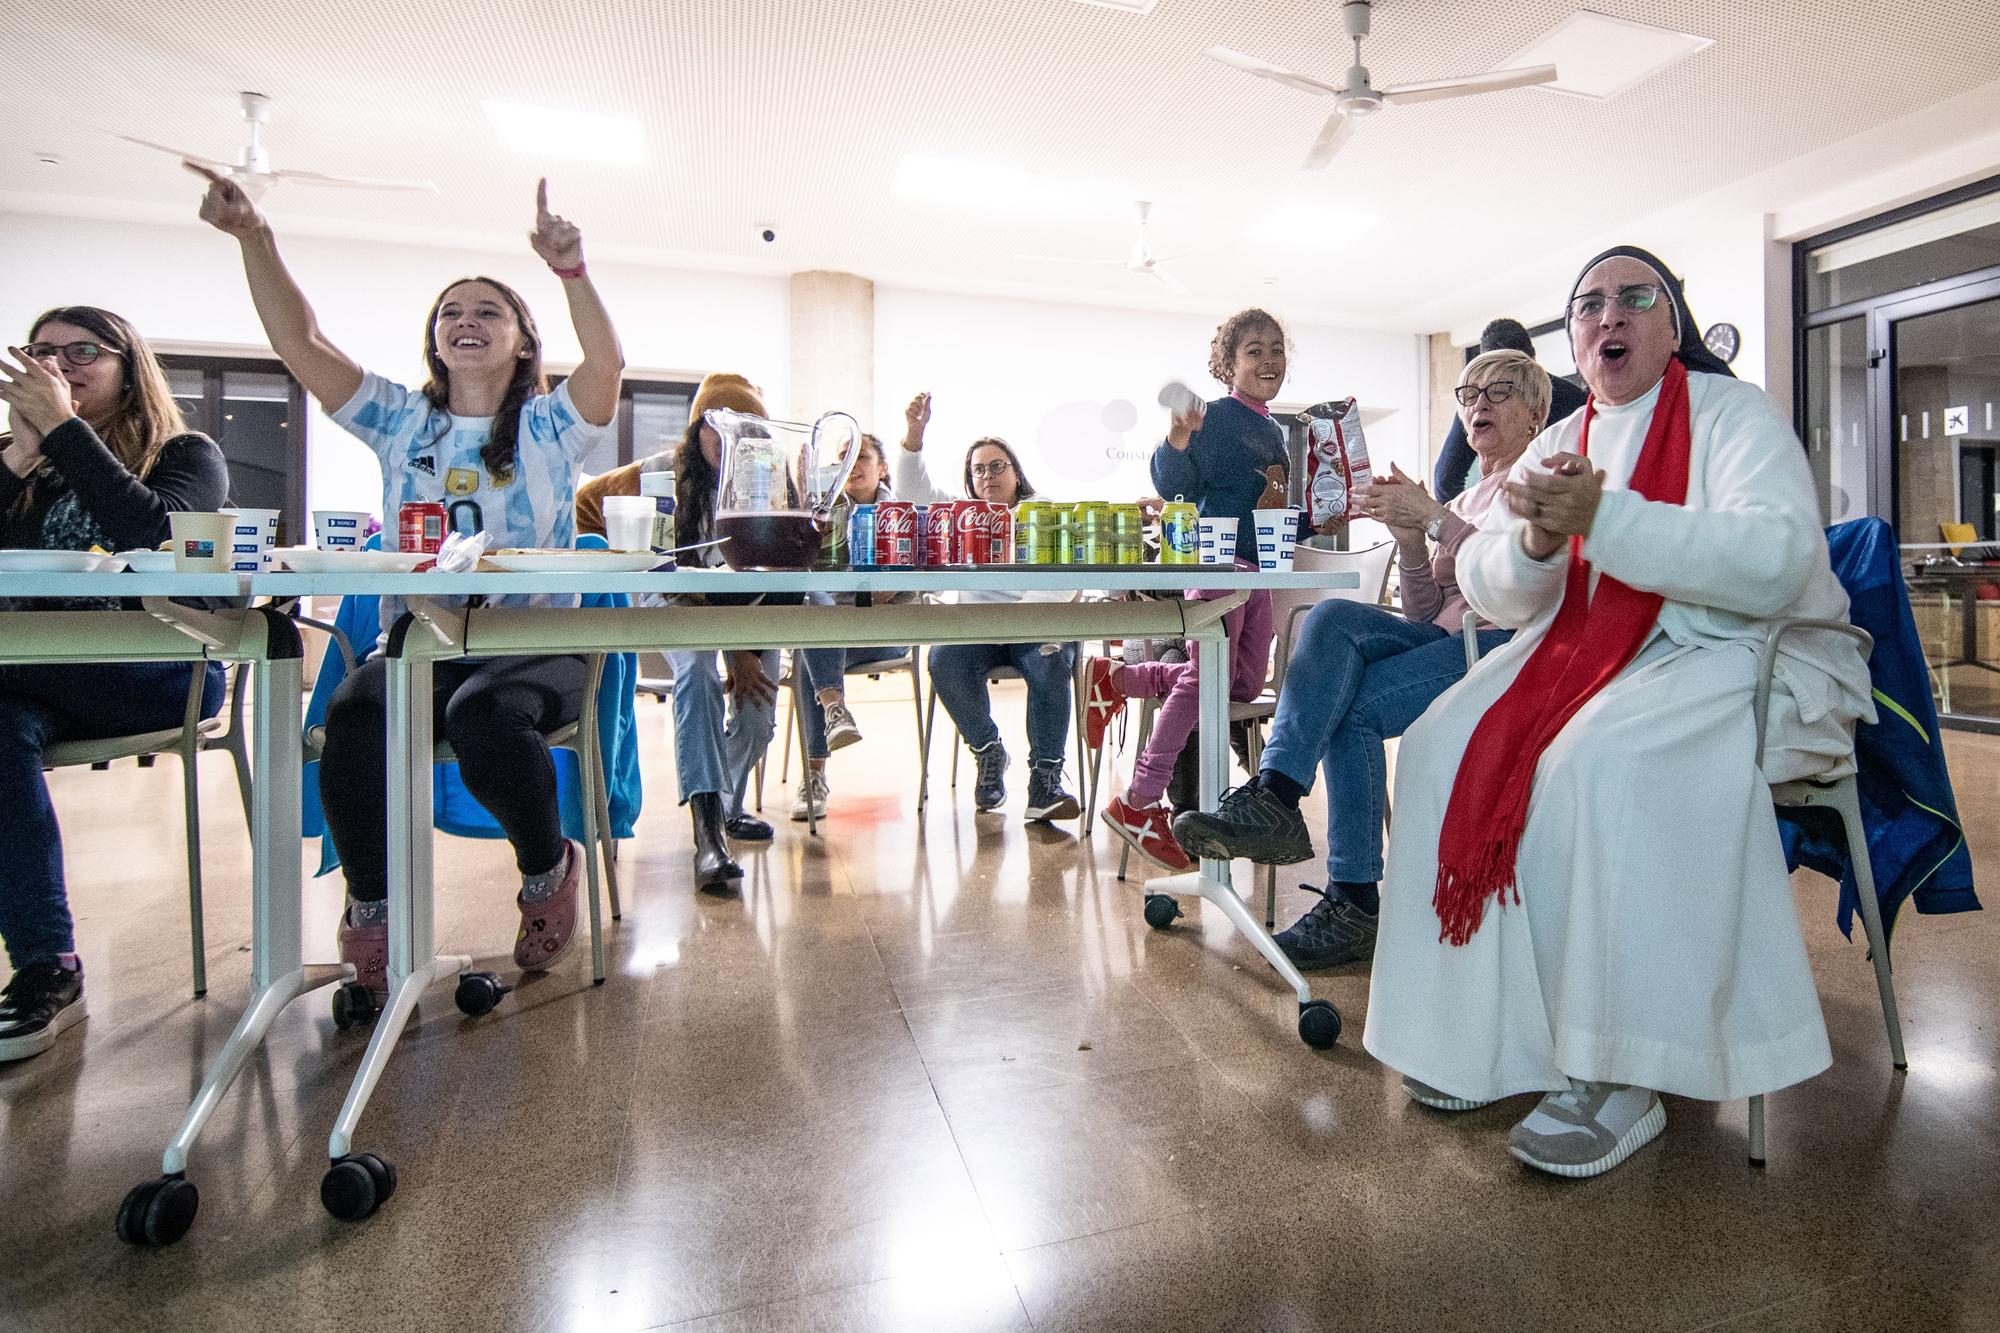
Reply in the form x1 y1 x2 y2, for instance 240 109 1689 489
0 306 229 1062
1172 349 1547 968
895 392 1080 822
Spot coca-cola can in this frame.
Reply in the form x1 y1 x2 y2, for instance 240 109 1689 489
983 501 1012 564
398 501 447 554
874 500 918 567
921 502 957 568
953 500 990 567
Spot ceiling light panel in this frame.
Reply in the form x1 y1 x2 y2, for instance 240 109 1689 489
1504 10 1715 100
483 101 646 164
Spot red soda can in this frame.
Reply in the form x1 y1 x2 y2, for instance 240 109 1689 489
921 502 957 567
983 501 1012 564
874 500 918 567
954 500 989 567
398 501 448 554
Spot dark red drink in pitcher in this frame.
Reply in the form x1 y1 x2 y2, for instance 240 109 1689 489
714 512 825 570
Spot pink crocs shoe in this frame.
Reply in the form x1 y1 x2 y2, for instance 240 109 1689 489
337 911 388 1001
515 840 582 971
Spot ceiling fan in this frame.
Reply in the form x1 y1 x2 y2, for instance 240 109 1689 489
1014 201 1192 294
116 91 437 198
1207 0 1557 169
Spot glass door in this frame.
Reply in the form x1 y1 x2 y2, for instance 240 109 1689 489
1882 281 2000 723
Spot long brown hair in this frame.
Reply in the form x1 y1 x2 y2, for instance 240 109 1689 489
419 276 545 484
6 306 189 519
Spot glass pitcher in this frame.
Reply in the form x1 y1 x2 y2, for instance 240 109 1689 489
706 407 862 570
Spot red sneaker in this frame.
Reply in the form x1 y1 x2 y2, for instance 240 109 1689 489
1082 656 1126 750
515 840 582 971
1103 795 1194 873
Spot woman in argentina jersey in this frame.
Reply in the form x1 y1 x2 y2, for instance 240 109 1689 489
194 167 623 1002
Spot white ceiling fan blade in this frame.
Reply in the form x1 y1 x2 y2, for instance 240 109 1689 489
1149 266 1189 296
1381 63 1557 106
1302 111 1358 170
117 134 229 171
1013 253 1128 266
1149 252 1195 264
270 168 439 193
1204 46 1340 97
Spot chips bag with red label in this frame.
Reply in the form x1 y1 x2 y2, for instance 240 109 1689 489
1297 398 1373 534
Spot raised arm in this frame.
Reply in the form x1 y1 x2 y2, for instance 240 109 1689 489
529 178 623 427
189 164 364 410
891 391 954 504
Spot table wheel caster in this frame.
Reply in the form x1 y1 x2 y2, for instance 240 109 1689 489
331 981 378 1030
1297 999 1342 1049
1142 893 1184 930
454 971 512 1017
321 1152 397 1221
115 1174 199 1246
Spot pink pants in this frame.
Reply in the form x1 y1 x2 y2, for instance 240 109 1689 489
1120 585 1273 807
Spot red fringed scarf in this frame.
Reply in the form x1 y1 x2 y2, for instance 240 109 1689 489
1432 356 1694 946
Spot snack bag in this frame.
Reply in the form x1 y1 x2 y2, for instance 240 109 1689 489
1297 398 1373 534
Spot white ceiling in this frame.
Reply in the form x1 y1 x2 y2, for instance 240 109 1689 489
5 1 2000 333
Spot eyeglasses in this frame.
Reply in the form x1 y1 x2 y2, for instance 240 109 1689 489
24 340 122 369
1567 284 1662 323
969 460 1014 479
1454 380 1517 407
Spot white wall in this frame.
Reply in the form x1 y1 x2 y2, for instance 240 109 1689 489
871 286 1421 510
1 213 1422 530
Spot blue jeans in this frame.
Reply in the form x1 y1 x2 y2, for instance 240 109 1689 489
927 642 1076 769
0 660 223 969
797 643 908 760
1260 600 1511 884
668 648 778 815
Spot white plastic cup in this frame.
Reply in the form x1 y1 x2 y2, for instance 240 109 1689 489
220 507 279 571
1197 516 1239 565
313 509 371 552
602 495 657 553
1253 507 1298 572
169 512 234 573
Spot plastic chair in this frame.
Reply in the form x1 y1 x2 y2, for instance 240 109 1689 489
1746 617 1904 1168
768 647 928 835
44 662 250 998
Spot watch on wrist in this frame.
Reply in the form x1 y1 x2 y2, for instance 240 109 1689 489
1423 515 1445 542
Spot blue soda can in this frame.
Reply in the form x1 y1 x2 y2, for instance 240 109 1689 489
848 503 878 567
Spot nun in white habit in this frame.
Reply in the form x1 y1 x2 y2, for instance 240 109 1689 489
1361 245 1874 1178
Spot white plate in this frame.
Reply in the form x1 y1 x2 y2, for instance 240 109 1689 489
275 548 432 573
116 549 177 572
485 551 665 573
0 550 122 573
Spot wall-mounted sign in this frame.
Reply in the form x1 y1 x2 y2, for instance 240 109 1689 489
1944 405 1970 436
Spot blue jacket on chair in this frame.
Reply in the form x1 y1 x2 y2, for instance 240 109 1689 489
1778 517 1979 938
300 535 643 874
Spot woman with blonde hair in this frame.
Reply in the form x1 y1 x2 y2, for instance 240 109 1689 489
0 306 230 1061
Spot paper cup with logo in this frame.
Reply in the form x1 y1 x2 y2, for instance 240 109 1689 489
313 509 371 552
601 495 657 553
1197 516 1238 565
168 511 234 573
1252 507 1299 572
220 507 280 571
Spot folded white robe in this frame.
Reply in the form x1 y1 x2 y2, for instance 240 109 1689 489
1362 371 1873 1103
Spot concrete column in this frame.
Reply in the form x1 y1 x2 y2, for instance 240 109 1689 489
1425 331 1465 481
788 271 873 424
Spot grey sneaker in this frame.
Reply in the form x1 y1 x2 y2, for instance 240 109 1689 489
1024 765 1080 822
790 769 829 822
1403 1075 1494 1111
1171 778 1315 866
971 741 1008 812
822 699 862 752
1271 884 1378 971
1508 1080 1665 1178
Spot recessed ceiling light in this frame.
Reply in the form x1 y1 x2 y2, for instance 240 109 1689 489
892 154 1104 212
482 101 645 164
1503 11 1714 100
1247 207 1379 250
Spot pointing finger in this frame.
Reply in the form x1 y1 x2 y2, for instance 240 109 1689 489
536 177 550 218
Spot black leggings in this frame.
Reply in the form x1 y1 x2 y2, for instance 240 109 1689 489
319 654 588 901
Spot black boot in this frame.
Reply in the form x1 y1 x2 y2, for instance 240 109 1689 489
689 792 744 895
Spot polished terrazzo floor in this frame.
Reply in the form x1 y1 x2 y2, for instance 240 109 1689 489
3 677 1997 1333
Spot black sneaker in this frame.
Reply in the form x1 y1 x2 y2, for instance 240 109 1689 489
1273 885 1378 971
725 814 774 842
1024 765 1080 822
972 742 1008 812
1171 778 1315 865
0 961 87 1063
